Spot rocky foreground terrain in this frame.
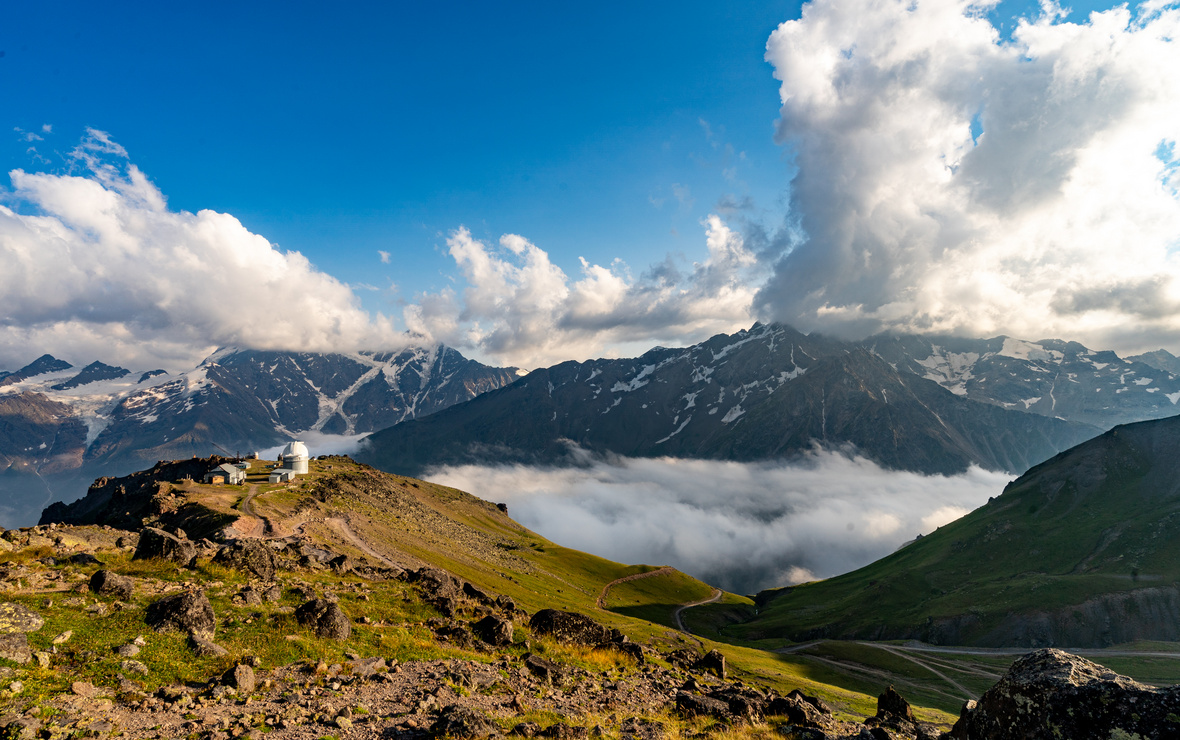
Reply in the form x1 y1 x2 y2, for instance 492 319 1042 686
0 456 1176 739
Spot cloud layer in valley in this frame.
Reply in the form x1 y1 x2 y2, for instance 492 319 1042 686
756 0 1180 352
0 130 406 370
426 449 1012 594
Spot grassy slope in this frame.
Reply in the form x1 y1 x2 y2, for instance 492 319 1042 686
728 418 1180 646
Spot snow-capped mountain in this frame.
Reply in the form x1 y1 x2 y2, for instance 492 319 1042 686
865 334 1180 429
358 323 1101 477
0 345 519 525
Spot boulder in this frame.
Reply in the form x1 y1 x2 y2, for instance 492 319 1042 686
133 528 197 567
528 609 616 645
145 590 215 640
0 634 30 664
0 604 42 634
432 705 498 739
619 718 665 740
949 648 1180 739
523 654 568 685
876 685 914 723
223 664 255 694
212 539 278 581
472 614 514 646
693 649 726 679
89 570 134 600
188 635 229 657
674 691 734 722
294 599 351 640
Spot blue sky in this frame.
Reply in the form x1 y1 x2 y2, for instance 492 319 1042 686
2 0 1176 370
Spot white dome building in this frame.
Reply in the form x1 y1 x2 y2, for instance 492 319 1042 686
279 440 309 474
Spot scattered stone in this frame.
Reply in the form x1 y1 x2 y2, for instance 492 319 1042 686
0 603 44 634
145 589 216 640
89 570 134 600
120 659 149 675
523 654 568 686
223 664 256 694
213 539 278 581
51 630 72 645
949 648 1180 739
619 718 665 740
693 649 726 679
528 609 616 645
68 552 101 565
675 691 733 722
133 527 197 567
32 651 50 668
0 634 30 664
473 614 514 646
294 599 351 640
114 644 140 658
513 722 541 737
542 724 590 739
262 584 282 602
233 586 263 606
1 718 37 740
432 704 498 739
71 681 99 698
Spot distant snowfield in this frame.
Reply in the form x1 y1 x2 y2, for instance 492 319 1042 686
426 450 1012 594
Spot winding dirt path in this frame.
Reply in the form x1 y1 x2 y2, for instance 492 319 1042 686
673 588 722 634
596 566 675 609
866 642 977 700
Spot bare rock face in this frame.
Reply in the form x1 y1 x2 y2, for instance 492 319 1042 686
145 590 215 640
949 648 1180 739
528 609 617 645
133 527 196 567
295 598 351 640
213 539 278 581
89 570 134 600
877 685 914 723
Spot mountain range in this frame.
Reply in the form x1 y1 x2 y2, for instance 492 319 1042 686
0 345 518 527
358 323 1180 477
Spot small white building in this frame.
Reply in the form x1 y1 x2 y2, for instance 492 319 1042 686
279 441 310 475
205 463 246 485
268 469 295 483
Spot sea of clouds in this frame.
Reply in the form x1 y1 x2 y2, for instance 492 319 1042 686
425 448 1012 594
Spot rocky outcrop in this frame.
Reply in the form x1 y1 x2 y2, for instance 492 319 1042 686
212 539 279 581
133 528 197 567
948 648 1180 739
295 599 351 640
89 570 134 600
528 609 618 645
145 590 215 640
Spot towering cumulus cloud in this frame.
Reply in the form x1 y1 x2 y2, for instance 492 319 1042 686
759 0 1180 351
0 130 403 369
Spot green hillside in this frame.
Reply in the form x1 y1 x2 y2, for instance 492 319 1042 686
726 414 1180 648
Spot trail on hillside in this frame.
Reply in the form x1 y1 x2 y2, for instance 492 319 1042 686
866 643 977 700
596 566 675 609
673 589 722 634
326 515 425 570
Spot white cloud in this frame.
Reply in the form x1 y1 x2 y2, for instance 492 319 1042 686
425 449 1011 594
0 129 407 371
378 250 391 264
404 217 760 368
756 0 1180 354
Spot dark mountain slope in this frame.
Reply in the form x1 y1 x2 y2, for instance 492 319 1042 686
358 325 1098 477
728 413 1180 648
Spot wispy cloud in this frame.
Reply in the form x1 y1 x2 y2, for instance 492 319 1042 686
378 250 391 264
425 449 1011 594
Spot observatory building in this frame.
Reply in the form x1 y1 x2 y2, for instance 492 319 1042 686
269 440 310 483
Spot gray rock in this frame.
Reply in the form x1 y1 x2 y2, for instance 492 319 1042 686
473 614 514 646
876 684 914 723
0 603 43 633
120 659 149 675
223 664 255 694
0 633 30 664
294 599 351 640
89 570 134 600
528 609 616 645
674 691 733 722
145 589 215 640
949 648 1180 739
432 705 498 739
133 528 196 567
114 644 140 658
693 649 726 679
523 654 567 685
213 539 278 581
